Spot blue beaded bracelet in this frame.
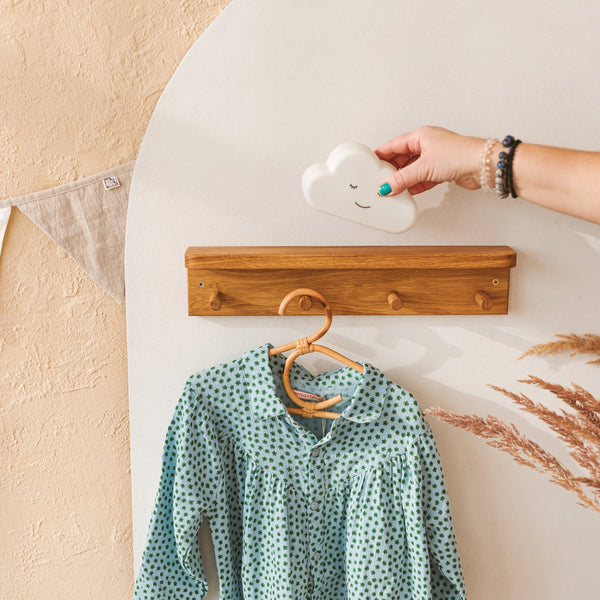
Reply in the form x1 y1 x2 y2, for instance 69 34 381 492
495 135 521 198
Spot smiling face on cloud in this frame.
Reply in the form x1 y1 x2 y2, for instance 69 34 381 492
301 143 417 233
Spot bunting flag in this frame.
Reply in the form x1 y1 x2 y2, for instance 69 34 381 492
0 161 135 303
0 205 10 255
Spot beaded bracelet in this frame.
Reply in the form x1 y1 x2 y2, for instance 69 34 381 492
506 139 522 198
495 135 522 198
479 137 498 192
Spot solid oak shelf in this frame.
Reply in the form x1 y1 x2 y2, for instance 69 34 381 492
185 246 517 316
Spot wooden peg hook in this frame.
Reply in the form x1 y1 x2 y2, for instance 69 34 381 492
474 290 493 311
387 291 403 311
299 295 313 311
209 289 223 311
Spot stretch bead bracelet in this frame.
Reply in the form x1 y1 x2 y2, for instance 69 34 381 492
479 137 498 192
506 139 522 198
495 135 522 199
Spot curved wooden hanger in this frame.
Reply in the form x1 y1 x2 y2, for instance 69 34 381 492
269 288 364 420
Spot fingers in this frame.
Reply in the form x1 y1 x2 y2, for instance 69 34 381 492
376 126 452 195
376 130 426 195
379 162 426 197
375 129 423 161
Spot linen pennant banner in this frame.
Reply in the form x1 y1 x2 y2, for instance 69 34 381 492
0 162 135 303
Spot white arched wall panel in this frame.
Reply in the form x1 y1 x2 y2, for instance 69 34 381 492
126 1 600 597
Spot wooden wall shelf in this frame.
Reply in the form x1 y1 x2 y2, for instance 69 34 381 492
185 246 517 316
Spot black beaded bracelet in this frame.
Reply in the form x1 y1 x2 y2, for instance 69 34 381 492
506 139 522 198
495 135 522 198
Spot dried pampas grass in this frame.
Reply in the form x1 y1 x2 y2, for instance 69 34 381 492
519 333 600 364
425 333 600 514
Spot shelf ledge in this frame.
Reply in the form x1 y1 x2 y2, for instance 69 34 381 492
185 246 517 316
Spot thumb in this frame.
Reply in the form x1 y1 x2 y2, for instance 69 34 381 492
378 162 423 197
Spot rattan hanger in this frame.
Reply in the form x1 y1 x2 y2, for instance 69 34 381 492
268 288 364 420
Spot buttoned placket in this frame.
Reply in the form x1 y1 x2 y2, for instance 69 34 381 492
307 444 322 599
280 413 345 600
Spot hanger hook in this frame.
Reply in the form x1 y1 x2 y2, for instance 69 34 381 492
277 288 332 343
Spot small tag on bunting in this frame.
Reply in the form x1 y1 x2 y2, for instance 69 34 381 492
102 175 121 190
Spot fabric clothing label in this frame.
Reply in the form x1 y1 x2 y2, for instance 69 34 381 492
291 389 326 402
102 175 121 190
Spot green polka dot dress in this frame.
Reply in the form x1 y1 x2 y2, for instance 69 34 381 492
133 344 466 599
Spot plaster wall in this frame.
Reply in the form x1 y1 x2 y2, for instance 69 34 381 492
0 2 228 598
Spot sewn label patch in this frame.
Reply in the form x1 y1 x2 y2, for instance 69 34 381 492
102 175 121 190
292 390 326 402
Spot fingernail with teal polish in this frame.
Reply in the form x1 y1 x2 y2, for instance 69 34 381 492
379 183 392 196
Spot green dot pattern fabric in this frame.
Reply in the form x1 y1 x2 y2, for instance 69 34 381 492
133 343 466 600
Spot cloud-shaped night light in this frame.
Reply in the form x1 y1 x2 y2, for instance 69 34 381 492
301 143 417 233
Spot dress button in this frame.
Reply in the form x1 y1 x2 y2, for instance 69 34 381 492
313 551 321 562
310 501 319 511
310 448 320 458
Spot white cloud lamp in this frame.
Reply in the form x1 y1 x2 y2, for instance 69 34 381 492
301 142 418 233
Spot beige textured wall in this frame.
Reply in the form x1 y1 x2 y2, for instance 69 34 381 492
0 1 229 598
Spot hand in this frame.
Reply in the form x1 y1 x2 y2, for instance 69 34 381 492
375 125 484 196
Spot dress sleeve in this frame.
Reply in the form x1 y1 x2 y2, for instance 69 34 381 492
402 426 467 599
133 379 223 600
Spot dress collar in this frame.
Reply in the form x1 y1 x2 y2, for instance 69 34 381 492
242 344 387 423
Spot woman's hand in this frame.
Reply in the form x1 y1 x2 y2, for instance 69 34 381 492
375 125 484 196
